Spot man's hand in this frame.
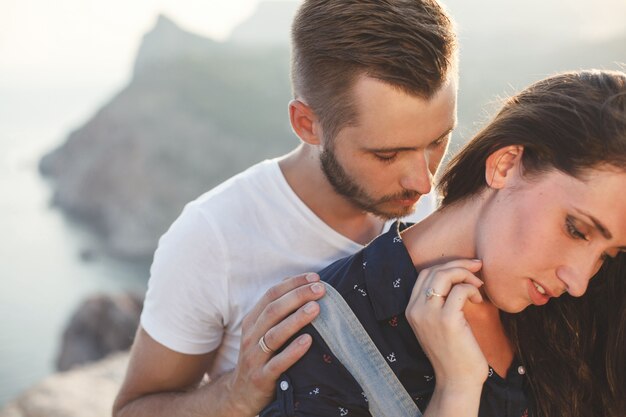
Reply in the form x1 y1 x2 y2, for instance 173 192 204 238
226 272 326 416
113 273 325 417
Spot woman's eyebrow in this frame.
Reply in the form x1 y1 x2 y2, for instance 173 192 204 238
576 209 612 240
575 210 626 251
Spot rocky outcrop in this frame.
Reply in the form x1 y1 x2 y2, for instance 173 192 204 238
0 291 142 416
0 352 129 417
39 13 294 260
133 14 220 77
56 293 142 372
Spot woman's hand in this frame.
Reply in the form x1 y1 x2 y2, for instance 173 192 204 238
405 259 489 392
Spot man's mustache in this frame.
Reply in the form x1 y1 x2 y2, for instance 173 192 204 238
378 190 421 203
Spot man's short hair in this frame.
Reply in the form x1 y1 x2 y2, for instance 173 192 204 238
291 0 457 142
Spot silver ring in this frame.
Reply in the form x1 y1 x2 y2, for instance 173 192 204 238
425 287 445 300
258 335 274 354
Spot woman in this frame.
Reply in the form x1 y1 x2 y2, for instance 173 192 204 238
261 69 626 417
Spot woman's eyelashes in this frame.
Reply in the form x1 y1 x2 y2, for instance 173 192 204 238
566 216 614 262
566 216 588 241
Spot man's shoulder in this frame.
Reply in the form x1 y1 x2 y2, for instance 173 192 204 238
200 158 278 197
176 158 295 232
189 159 281 211
151 159 287 278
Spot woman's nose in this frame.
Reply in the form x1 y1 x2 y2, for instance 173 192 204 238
555 256 602 297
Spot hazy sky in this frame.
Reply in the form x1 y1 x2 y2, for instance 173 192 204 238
0 0 298 88
0 0 300 153
2 0 623 88
0 0 623 153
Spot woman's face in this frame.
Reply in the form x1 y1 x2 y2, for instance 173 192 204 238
476 165 626 313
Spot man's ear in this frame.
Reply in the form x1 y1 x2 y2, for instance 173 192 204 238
485 145 524 189
289 99 322 145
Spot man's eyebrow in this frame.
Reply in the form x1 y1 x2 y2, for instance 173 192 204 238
365 126 455 153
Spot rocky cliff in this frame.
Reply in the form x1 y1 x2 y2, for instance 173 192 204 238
0 292 141 416
0 352 129 417
56 293 142 372
40 13 294 260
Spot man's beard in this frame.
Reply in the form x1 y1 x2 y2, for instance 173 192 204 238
319 144 421 220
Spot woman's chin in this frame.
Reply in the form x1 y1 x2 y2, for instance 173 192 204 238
483 290 529 314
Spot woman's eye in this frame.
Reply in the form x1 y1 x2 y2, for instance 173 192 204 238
374 152 398 162
566 217 588 241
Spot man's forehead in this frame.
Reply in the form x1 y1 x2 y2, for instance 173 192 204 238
341 77 457 146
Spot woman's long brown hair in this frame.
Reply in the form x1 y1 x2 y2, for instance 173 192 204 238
438 69 626 416
503 253 626 416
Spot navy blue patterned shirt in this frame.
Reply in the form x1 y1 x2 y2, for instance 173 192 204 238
261 223 531 417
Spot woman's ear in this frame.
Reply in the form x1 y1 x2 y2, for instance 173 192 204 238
485 145 524 189
288 99 322 145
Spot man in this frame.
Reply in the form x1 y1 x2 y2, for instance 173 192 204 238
113 1 458 416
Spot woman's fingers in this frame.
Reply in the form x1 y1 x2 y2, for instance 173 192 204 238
410 259 483 304
406 259 489 389
441 283 484 314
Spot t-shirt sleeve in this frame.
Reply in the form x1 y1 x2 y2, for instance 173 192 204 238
140 203 230 354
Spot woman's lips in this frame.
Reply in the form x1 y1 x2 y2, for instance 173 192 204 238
528 279 551 306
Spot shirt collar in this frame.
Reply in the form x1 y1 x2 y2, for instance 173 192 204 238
362 221 418 320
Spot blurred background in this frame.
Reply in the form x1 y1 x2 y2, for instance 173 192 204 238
0 0 624 411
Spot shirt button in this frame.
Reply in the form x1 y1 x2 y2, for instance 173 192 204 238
280 381 290 391
517 366 526 375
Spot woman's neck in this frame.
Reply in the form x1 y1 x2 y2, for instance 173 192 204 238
401 197 483 270
402 195 515 377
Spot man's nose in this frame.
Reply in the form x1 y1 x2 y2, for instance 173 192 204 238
399 153 432 195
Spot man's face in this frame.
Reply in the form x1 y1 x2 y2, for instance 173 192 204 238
320 75 457 219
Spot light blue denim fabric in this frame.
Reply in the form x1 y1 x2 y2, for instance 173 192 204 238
312 282 422 417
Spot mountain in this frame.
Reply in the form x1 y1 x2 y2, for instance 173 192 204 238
40 14 294 260
133 14 221 76
39 2 625 260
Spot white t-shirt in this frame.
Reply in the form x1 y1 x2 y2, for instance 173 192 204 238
141 158 436 377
